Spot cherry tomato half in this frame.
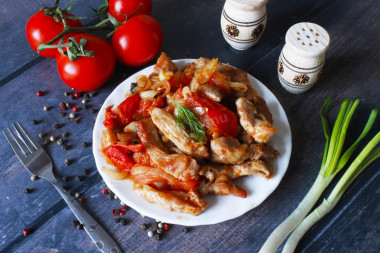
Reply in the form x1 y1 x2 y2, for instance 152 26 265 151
109 0 152 22
25 10 82 58
56 34 116 91
112 14 163 67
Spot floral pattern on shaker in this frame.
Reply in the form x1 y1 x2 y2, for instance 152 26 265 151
278 61 284 75
293 74 310 85
251 24 264 39
226 24 239 37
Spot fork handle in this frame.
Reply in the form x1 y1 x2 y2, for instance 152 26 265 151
53 183 121 253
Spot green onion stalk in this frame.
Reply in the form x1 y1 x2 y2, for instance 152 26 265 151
282 141 380 252
259 99 378 253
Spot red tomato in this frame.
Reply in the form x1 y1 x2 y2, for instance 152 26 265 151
135 97 164 119
109 0 152 22
112 14 163 67
102 144 136 171
186 94 238 136
124 143 144 153
56 34 116 91
25 10 82 58
115 94 142 125
104 105 123 129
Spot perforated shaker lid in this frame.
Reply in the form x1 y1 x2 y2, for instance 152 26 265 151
226 0 268 11
285 22 330 56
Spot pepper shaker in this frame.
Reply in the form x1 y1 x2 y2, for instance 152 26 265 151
277 22 330 94
220 0 268 50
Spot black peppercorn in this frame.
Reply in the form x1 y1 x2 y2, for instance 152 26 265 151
75 176 83 182
31 120 38 125
182 227 189 233
90 109 97 114
62 144 69 150
121 219 127 226
69 94 74 100
54 123 61 129
71 220 79 227
59 112 66 117
114 218 121 223
83 168 91 175
155 234 161 241
76 223 83 230
64 92 70 97
81 142 88 147
24 188 32 194
64 159 71 166
62 176 70 182
141 224 147 230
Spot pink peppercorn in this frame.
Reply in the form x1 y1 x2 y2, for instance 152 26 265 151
102 188 109 195
60 105 67 111
163 224 169 231
72 106 78 112
74 92 81 98
23 228 31 236
36 90 43 96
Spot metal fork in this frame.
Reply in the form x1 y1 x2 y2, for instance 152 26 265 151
4 122 121 253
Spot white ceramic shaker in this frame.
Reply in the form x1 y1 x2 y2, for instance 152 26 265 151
220 0 268 50
277 22 330 94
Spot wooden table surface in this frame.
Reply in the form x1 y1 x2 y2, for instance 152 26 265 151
0 0 379 252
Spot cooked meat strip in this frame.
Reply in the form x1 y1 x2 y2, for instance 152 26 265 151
198 84 224 102
232 159 272 179
136 119 200 181
252 96 273 123
133 184 207 216
153 52 178 73
210 136 250 164
250 143 280 160
151 108 209 160
236 97 278 143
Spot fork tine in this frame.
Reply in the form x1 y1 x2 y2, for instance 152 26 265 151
15 122 41 150
3 129 27 160
6 127 30 155
13 122 37 153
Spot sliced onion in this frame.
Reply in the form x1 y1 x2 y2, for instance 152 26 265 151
140 90 161 99
192 106 205 115
230 81 248 92
123 121 137 133
102 166 129 180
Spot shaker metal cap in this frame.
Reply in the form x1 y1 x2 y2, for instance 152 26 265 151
285 22 330 56
226 0 268 11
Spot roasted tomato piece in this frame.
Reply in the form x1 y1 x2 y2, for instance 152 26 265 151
135 97 164 119
186 94 237 136
103 105 123 129
116 94 141 126
102 144 136 171
124 143 144 153
208 71 231 94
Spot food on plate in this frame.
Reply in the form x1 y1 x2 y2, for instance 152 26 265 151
100 53 279 215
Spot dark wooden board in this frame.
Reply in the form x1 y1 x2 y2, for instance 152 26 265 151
0 0 379 252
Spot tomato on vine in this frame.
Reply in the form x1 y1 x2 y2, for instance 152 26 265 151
26 10 82 58
112 14 163 67
56 34 116 91
108 0 152 22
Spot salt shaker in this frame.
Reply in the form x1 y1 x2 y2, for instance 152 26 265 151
277 22 330 94
220 0 268 50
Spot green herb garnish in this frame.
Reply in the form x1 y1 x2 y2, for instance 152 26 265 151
171 100 207 142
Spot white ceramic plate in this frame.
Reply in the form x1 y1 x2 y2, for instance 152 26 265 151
93 59 292 226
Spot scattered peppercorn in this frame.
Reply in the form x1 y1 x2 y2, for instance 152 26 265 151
147 231 154 237
141 224 147 230
113 195 118 200
75 192 80 198
31 120 38 125
38 132 46 138
157 228 163 234
84 93 89 98
121 206 127 212
50 136 56 142
64 91 70 97
57 139 63 145
72 106 78 112
69 113 75 119
83 104 89 109
60 105 67 111
76 223 83 230
64 159 71 166
107 192 114 199
42 140 49 146
82 99 87 104
89 91 96 98
74 92 81 98
158 223 163 229
31 175 39 181
43 106 49 111
112 209 120 216
69 94 74 100
121 219 127 226
155 234 161 241
62 185 70 190
114 218 121 223
23 228 31 236
71 220 79 227
102 188 109 195
120 201 125 206
75 176 83 182
54 123 61 129
81 142 88 147
59 112 66 117
153 225 159 232
62 132 69 138
163 224 169 231
62 144 69 150
24 188 33 194
36 90 43 97
182 227 189 233
74 118 80 124
83 168 91 175
119 211 126 216
78 198 85 203
90 109 97 114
